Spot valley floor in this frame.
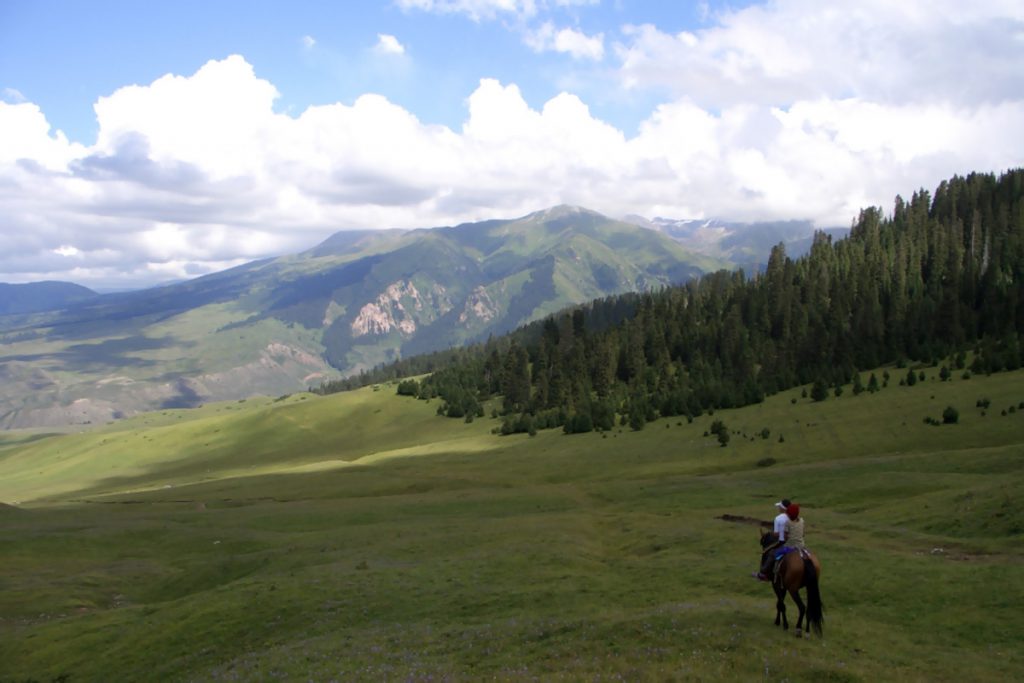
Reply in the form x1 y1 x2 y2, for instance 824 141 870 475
1 369 1023 681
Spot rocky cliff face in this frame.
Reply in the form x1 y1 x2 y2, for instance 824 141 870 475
349 280 457 338
351 281 422 337
459 286 498 324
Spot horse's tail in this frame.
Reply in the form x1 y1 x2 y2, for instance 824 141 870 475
803 557 824 636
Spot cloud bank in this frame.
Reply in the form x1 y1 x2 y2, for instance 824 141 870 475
1 1 1022 288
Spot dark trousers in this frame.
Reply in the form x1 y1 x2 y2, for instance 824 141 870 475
760 541 783 576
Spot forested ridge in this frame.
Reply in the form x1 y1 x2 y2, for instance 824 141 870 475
319 169 1024 434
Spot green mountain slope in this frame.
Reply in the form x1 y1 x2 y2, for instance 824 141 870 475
0 207 721 428
0 281 98 315
1 367 1021 680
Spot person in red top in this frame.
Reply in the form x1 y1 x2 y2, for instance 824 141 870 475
782 502 805 550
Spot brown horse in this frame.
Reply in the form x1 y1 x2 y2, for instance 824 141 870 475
759 531 824 637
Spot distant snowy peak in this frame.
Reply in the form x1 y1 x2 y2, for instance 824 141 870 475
621 214 844 269
648 217 734 241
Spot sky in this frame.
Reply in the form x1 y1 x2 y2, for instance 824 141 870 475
1 0 1022 290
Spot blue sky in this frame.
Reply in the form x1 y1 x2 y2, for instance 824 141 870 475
2 0 716 142
1 0 1022 288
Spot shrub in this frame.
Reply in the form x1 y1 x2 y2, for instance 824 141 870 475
761 427 771 440
717 430 730 447
756 457 777 468
942 406 959 424
396 379 420 396
976 398 991 408
778 434 785 443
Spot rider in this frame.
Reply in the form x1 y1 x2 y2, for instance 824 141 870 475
782 502 805 550
754 499 790 581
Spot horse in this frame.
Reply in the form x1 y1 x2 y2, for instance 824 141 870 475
759 531 824 637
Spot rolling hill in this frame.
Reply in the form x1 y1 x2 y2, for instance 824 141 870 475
0 281 98 315
0 365 1021 680
0 206 723 429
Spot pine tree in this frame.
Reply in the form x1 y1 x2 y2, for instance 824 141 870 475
867 373 880 393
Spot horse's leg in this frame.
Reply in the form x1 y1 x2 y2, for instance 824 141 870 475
774 583 788 630
790 587 806 637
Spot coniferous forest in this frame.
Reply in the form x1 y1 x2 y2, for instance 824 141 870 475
320 169 1024 434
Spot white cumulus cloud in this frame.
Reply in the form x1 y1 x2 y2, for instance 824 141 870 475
2 87 27 103
614 0 1024 108
2 0 1023 289
375 33 406 55
395 0 537 22
526 22 604 60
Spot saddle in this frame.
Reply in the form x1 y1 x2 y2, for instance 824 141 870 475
772 546 811 583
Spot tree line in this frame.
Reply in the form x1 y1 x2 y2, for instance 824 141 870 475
323 169 1024 434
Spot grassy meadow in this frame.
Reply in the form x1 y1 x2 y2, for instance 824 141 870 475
1 366 1022 681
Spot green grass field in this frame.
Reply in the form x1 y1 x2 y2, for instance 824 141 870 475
1 367 1022 681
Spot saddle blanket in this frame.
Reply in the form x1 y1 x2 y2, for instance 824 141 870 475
772 547 812 583
774 546 811 561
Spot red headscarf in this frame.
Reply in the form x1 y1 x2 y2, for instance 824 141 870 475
786 503 801 520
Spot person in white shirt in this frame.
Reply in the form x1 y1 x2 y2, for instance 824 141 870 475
754 499 790 581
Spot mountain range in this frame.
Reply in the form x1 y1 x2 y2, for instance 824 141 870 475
624 215 849 271
0 206 832 429
0 281 98 316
